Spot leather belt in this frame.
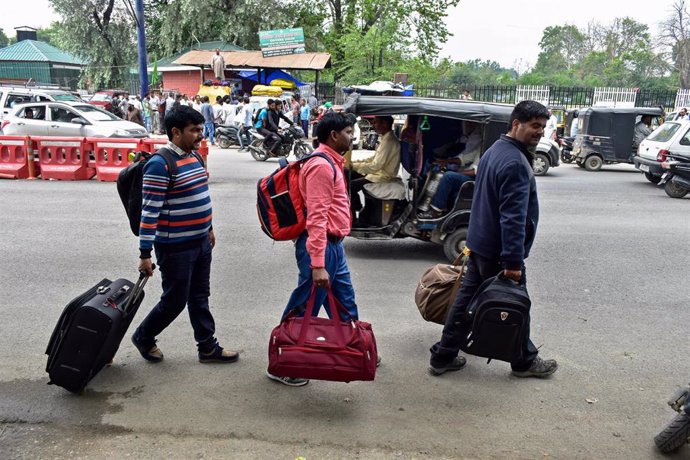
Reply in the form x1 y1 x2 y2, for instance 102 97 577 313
302 232 343 243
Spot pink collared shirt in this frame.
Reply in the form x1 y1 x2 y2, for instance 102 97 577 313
299 144 351 267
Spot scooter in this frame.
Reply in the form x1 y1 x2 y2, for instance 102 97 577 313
215 123 241 149
659 154 690 198
247 126 313 161
654 382 690 453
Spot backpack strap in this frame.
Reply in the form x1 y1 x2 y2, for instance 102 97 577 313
153 147 179 191
299 151 337 182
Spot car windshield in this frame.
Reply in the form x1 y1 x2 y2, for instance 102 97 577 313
648 123 681 143
52 93 81 101
90 93 112 102
73 104 120 122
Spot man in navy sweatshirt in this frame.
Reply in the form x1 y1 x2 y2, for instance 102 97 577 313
429 100 558 379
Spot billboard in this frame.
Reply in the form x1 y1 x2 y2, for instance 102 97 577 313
259 28 305 58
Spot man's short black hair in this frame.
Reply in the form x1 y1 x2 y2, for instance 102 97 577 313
376 115 394 127
165 105 205 140
315 111 355 143
267 98 274 105
510 100 550 125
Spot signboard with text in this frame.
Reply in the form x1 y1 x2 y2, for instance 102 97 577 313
259 28 305 58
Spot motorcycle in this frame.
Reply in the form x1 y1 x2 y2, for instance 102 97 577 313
215 123 242 149
659 154 690 199
559 136 575 163
247 126 313 161
654 382 690 453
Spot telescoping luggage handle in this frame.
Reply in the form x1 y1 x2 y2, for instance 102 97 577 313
121 266 154 315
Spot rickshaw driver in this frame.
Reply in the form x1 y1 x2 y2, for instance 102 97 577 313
634 115 653 147
346 115 401 214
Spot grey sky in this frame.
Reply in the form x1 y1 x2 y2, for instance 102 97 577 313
0 0 681 69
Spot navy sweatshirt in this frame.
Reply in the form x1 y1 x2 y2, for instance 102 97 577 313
466 134 539 269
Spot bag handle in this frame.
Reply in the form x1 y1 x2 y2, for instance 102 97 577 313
447 247 471 309
297 285 349 347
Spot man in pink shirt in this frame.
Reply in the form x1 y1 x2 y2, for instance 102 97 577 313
267 111 358 387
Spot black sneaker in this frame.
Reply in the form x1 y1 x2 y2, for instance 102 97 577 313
131 334 164 363
266 371 309 387
511 356 558 378
429 356 467 376
198 345 239 364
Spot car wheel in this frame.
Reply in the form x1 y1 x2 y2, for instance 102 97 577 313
533 153 549 176
217 138 231 149
644 172 661 184
584 155 603 171
443 227 468 263
664 180 689 198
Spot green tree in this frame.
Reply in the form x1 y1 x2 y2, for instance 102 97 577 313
49 0 137 88
660 0 690 88
0 29 9 47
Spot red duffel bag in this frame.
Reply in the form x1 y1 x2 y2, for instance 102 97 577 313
268 287 377 382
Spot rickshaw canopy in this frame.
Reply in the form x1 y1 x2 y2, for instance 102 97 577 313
344 94 513 124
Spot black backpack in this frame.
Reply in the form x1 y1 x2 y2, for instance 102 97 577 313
116 148 202 236
458 275 531 363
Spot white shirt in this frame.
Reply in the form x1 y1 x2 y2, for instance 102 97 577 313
544 114 558 139
212 104 225 124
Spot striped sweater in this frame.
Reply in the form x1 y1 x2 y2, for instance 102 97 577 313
139 142 212 257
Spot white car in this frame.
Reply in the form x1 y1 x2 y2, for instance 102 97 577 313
1 101 149 138
634 119 690 183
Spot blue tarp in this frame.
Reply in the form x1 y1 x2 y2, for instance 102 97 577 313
238 69 306 87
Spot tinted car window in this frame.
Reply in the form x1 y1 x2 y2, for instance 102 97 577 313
648 123 681 143
50 106 79 123
679 128 690 146
19 106 46 120
51 93 80 101
6 94 32 108
91 93 112 102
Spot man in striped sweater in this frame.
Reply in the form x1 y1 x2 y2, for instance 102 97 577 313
131 105 239 364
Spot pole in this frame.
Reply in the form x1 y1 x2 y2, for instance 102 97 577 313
315 71 320 100
135 0 149 96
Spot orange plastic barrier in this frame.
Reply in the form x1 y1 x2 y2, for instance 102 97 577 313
33 136 95 181
86 138 140 182
139 138 168 154
0 136 38 179
197 139 209 167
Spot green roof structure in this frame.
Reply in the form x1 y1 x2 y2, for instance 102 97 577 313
0 39 84 65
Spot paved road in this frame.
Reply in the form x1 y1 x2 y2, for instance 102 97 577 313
1 148 689 459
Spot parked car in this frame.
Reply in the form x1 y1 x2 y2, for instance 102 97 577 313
0 86 81 121
572 106 665 171
88 89 127 113
1 101 149 138
634 119 690 183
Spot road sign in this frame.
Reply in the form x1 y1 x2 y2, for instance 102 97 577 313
259 28 305 58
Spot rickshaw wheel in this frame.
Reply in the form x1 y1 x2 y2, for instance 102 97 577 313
584 155 603 171
533 153 550 176
664 180 689 198
443 227 468 263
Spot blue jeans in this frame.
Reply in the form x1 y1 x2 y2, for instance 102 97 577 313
282 234 358 321
431 171 473 211
203 122 215 145
134 236 218 352
301 120 309 138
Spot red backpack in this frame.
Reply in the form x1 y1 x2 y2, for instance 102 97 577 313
256 152 336 241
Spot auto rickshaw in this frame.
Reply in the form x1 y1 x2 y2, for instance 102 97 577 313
572 106 665 171
344 94 558 261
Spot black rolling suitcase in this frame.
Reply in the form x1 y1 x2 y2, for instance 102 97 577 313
45 273 149 393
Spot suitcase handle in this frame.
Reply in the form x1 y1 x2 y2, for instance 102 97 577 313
122 266 154 315
297 286 350 347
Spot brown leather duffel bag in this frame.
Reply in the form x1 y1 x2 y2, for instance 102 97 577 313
414 248 469 325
